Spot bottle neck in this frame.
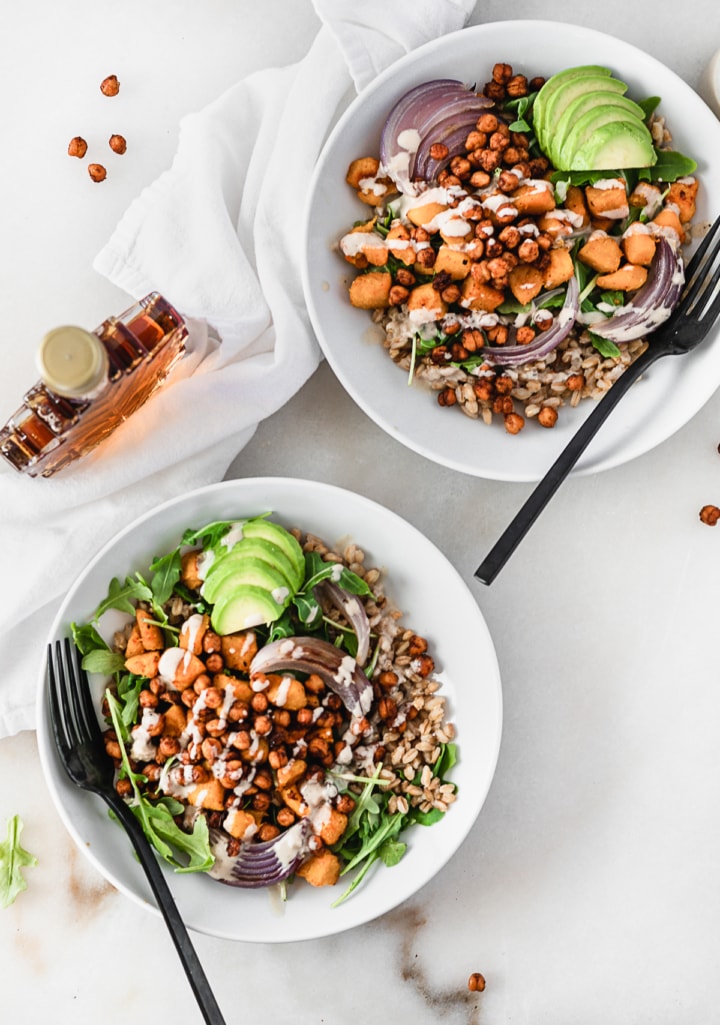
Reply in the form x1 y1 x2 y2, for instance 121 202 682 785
37 326 109 399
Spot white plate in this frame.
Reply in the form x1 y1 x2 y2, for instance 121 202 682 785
302 20 720 482
36 477 502 942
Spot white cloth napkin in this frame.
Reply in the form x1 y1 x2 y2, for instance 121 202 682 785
0 0 476 738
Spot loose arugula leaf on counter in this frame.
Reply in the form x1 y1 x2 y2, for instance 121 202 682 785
0 815 37 909
106 691 214 873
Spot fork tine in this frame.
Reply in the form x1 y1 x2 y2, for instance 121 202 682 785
47 641 73 760
689 245 720 319
693 259 720 324
64 637 102 746
681 215 720 307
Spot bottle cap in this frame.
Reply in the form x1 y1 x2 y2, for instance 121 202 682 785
37 326 108 398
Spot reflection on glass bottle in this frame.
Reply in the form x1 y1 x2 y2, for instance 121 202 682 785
0 293 187 478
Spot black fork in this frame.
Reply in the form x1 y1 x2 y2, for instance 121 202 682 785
475 215 720 585
47 639 227 1025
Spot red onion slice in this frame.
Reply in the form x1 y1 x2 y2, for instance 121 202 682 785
379 80 493 192
482 274 580 367
250 636 373 718
210 820 313 889
589 237 684 343
412 106 495 181
314 581 370 667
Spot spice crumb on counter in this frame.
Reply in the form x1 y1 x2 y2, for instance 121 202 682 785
468 972 486 992
699 504 720 525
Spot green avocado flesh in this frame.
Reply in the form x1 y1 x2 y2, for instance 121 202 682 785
201 556 292 606
239 521 304 588
534 63 656 171
533 65 612 148
211 585 286 635
553 93 646 167
569 120 656 170
201 517 306 636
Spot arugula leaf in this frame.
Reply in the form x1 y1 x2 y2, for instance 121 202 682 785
181 519 248 550
293 592 323 626
379 837 406 867
639 149 697 183
302 552 374 598
81 649 126 676
599 289 625 308
589 331 622 359
0 815 37 909
149 548 183 606
638 95 661 120
93 576 153 621
105 691 214 872
71 621 108 656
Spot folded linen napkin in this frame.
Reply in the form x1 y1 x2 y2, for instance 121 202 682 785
0 0 477 738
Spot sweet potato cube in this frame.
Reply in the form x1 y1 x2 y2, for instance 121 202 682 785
221 631 257 673
215 673 252 702
224 807 257 841
265 674 307 710
279 784 306 816
511 181 556 216
163 703 187 738
460 277 505 312
578 235 623 274
406 282 448 319
665 180 698 223
170 650 207 691
542 247 575 290
125 651 161 679
585 182 629 219
349 272 392 309
124 624 145 658
652 207 685 241
596 263 648 291
296 850 342 887
346 157 379 189
136 608 164 651
508 264 544 305
387 225 415 266
622 230 656 267
406 201 447 227
565 185 590 227
317 807 348 846
179 613 210 655
180 550 203 591
434 245 472 280
276 758 307 789
187 780 226 811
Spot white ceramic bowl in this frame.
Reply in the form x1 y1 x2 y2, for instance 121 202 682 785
36 477 502 942
302 20 720 482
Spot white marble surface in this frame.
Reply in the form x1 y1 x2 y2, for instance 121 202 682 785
2 1 720 1022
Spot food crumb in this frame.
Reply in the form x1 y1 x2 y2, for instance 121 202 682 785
88 163 107 183
109 134 127 154
100 74 120 97
67 136 87 158
468 972 486 992
699 504 720 526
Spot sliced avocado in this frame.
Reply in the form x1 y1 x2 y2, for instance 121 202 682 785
540 74 627 154
533 65 612 148
202 556 292 606
202 539 297 592
569 119 656 170
211 585 285 635
240 520 304 588
553 92 646 168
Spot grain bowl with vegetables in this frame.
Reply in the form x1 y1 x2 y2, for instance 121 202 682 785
339 59 700 436
38 478 501 941
303 21 720 480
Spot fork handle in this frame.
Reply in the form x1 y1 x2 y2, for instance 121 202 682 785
105 792 227 1025
475 344 664 585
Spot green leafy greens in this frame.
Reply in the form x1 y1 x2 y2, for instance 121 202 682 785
0 815 37 909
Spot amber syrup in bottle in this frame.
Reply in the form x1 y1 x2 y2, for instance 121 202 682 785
0 293 187 478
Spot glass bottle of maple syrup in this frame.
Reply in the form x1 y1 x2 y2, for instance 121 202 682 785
0 292 187 478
